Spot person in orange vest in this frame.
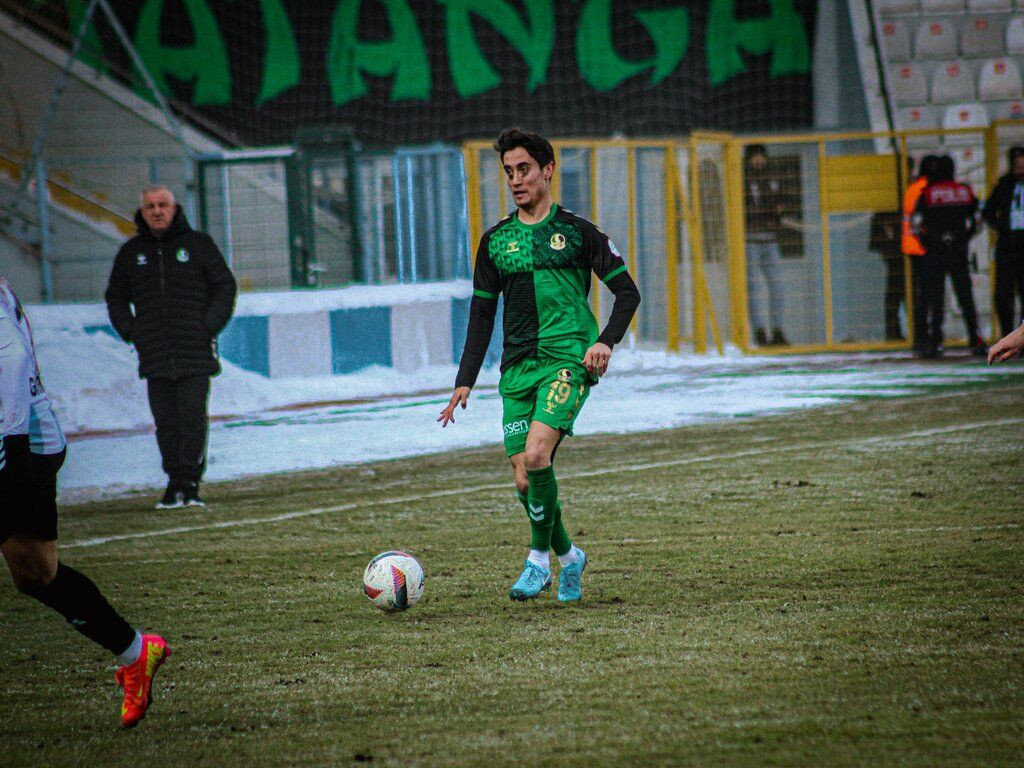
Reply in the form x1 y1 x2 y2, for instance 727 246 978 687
913 155 985 358
903 155 939 353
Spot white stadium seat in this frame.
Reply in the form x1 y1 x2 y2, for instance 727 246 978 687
891 63 930 104
1007 17 1024 53
922 0 965 10
883 21 913 60
961 17 1006 56
991 99 1024 118
879 0 918 12
915 20 959 59
968 0 1011 11
979 57 1024 99
932 60 977 101
950 148 984 185
942 103 990 143
897 106 943 146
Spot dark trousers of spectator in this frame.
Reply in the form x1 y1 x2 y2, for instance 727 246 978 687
919 250 980 347
911 258 930 349
994 251 1024 336
882 253 906 340
146 376 210 485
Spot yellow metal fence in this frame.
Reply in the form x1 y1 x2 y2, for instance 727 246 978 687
464 126 1007 355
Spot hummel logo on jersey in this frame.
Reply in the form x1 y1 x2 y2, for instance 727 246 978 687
136 254 147 266
506 240 520 253
176 248 189 262
528 502 545 521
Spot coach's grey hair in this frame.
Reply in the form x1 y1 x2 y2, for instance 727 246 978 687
141 184 175 202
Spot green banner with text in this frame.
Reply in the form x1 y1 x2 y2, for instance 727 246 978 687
17 0 816 145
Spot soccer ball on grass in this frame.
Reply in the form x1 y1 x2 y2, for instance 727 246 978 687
362 551 425 611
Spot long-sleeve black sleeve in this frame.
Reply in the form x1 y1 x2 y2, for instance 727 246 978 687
199 235 238 336
104 246 134 343
983 176 1012 232
596 270 641 349
454 295 498 388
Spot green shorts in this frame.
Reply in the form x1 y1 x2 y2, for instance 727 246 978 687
499 357 591 457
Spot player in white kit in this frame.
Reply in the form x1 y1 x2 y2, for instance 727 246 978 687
0 277 170 728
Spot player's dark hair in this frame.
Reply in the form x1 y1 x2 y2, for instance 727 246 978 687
1009 145 1024 163
744 144 768 162
934 155 955 181
494 129 555 169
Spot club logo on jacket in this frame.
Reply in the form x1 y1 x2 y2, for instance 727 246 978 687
549 233 566 251
136 254 147 266
176 248 190 263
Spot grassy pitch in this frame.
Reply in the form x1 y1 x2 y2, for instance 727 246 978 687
1 383 1022 767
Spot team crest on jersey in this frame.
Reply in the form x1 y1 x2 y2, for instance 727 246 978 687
557 368 573 383
549 233 566 251
506 240 520 253
176 248 190 262
136 254 147 266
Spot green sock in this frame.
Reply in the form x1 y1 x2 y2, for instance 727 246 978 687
518 490 572 557
525 466 558 552
551 502 572 557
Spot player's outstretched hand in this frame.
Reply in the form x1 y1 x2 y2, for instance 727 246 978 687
582 342 612 377
988 324 1024 364
438 386 471 427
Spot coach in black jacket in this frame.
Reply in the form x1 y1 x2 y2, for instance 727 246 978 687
105 185 236 509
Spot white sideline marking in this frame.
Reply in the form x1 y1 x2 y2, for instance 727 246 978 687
64 418 1024 549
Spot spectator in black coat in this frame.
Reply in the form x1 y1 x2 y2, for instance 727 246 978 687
981 145 1024 337
105 185 236 509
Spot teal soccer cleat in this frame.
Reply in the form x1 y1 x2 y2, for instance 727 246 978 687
509 560 552 601
557 548 587 603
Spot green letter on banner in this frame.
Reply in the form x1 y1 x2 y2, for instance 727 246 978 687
256 0 300 105
439 0 554 98
576 0 689 92
133 0 231 105
327 0 430 105
706 0 810 87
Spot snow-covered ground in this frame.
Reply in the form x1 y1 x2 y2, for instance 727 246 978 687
33 316 1023 504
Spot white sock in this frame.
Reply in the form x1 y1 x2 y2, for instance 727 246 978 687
116 631 143 667
527 549 550 570
558 546 580 567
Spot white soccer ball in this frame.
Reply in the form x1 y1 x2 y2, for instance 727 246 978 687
362 551 425 611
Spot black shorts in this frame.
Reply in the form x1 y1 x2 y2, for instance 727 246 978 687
0 434 66 545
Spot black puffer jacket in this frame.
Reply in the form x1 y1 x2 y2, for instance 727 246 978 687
105 206 237 380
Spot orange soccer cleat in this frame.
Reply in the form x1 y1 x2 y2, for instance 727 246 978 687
114 634 171 728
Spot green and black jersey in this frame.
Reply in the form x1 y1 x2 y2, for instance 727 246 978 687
455 204 641 388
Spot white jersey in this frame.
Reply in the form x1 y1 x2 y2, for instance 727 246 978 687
0 278 66 454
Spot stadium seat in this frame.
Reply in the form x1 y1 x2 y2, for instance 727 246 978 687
961 17 1006 57
879 0 918 12
979 57 1024 98
990 99 1024 118
891 63 930 104
914 20 959 59
1007 17 1024 53
942 103 990 143
883 21 913 60
968 0 1011 11
932 60 977 101
897 106 943 146
922 0 965 10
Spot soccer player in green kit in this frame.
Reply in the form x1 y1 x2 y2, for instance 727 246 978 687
438 129 641 602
